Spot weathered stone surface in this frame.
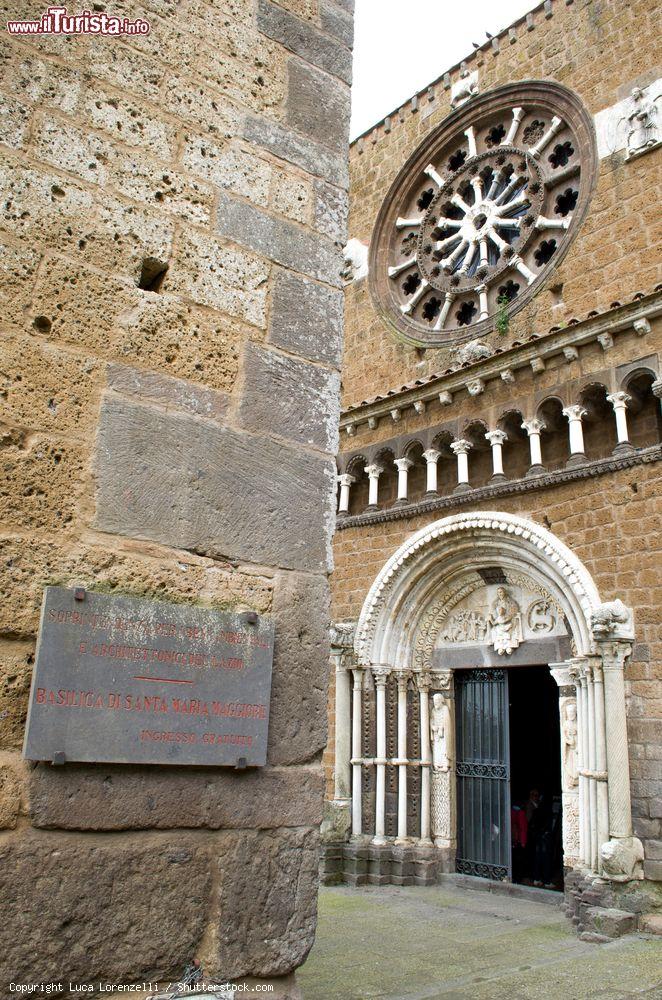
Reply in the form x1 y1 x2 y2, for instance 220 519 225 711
268 571 331 765
96 396 335 573
257 0 352 84
237 343 340 453
182 136 272 204
584 906 637 938
314 178 349 245
28 763 324 830
0 758 24 828
216 191 341 286
108 363 229 421
0 92 30 148
640 912 662 935
287 58 351 153
270 270 343 368
320 0 354 46
0 640 34 750
204 827 320 979
243 114 349 188
0 832 212 986
0 238 42 327
272 168 312 224
162 75 242 137
0 431 87 534
0 534 273 642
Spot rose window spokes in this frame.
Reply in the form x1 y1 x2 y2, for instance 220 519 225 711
370 83 596 346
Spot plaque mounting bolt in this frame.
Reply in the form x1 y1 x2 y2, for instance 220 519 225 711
74 587 86 602
235 757 247 769
240 611 258 625
52 751 66 766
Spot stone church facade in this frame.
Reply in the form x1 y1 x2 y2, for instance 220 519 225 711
0 0 352 995
325 0 662 937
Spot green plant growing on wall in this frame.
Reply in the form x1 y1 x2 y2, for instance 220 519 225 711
495 294 510 335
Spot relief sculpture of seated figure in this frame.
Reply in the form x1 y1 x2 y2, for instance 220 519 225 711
489 587 522 655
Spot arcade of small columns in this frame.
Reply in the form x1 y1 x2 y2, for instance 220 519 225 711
329 514 644 883
337 374 662 514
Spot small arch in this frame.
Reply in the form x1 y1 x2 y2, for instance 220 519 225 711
537 396 570 470
622 371 662 449
430 430 457 496
345 454 369 516
401 440 427 502
498 409 529 480
373 446 397 509
578 382 616 460
463 420 492 488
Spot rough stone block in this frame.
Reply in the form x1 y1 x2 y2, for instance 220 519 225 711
182 136 272 205
28 762 324 830
205 827 320 979
237 342 340 453
644 860 662 881
320 0 354 46
109 155 214 225
0 760 23 828
287 58 351 153
270 269 344 368
107 363 229 422
243 114 349 188
0 92 30 148
585 906 637 938
268 571 332 765
216 191 341 285
162 75 241 138
83 36 165 97
314 178 349 245
640 912 662 935
272 168 312 224
0 238 41 327
0 640 34 750
33 117 116 187
0 832 212 985
651 798 662 818
96 396 335 573
646 839 662 860
257 0 352 84
81 85 177 159
166 227 269 327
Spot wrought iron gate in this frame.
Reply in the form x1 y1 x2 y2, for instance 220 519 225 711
455 668 511 880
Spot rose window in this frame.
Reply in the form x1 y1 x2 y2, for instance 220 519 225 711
369 82 597 347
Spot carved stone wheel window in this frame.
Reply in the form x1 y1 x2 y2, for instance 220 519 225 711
369 82 598 348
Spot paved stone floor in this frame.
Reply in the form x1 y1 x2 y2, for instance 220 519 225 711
298 883 662 1000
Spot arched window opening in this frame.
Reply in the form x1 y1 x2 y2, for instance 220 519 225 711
538 397 570 471
498 410 529 480
374 448 398 509
624 372 662 449
403 441 427 503
579 383 617 460
346 458 369 516
463 420 492 488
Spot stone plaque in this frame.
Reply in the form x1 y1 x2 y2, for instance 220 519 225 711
23 587 274 767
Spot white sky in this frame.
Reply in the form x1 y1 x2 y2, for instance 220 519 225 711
350 0 541 139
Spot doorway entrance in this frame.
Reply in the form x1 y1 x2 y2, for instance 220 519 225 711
455 666 562 889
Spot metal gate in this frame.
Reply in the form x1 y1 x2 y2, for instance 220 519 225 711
455 668 511 880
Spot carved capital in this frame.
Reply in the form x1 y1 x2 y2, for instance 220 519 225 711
430 669 453 691
562 404 587 422
450 438 472 456
371 664 391 687
522 418 546 436
597 639 633 671
485 429 507 446
422 448 441 465
337 473 356 487
415 671 432 693
364 463 383 479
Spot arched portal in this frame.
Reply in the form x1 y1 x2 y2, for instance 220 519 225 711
331 512 643 892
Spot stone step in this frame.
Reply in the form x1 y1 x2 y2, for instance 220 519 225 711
583 905 638 938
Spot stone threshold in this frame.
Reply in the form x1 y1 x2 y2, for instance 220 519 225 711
440 872 563 906
336 444 662 530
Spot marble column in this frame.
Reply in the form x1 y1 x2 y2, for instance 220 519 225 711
333 652 352 802
422 448 441 495
394 457 413 503
522 418 546 474
607 391 634 455
351 667 364 838
364 463 383 509
485 429 507 481
372 666 390 845
417 673 433 846
562 405 588 466
337 473 355 514
395 672 410 844
592 658 610 867
450 439 471 493
585 662 599 871
598 640 635 840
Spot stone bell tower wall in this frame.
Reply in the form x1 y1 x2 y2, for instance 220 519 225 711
0 0 353 993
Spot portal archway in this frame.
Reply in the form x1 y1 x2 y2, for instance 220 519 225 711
333 512 643 889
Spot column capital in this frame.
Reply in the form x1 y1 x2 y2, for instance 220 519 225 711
485 429 507 446
522 418 546 435
414 671 432 693
606 391 631 409
430 669 453 691
394 457 414 471
596 639 633 671
371 664 391 686
395 670 411 690
364 463 383 478
337 473 356 487
652 379 662 399
422 448 441 464
450 438 472 455
562 404 587 421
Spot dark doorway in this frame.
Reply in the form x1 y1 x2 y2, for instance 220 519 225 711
509 667 563 890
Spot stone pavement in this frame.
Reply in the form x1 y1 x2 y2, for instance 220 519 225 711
298 883 662 1000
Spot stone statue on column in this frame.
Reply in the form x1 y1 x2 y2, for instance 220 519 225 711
562 701 579 789
430 693 452 772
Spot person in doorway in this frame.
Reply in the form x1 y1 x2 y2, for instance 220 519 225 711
527 788 554 887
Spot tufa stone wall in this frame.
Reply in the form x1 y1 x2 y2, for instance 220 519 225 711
0 0 353 993
341 0 661 408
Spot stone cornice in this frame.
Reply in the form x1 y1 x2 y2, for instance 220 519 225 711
340 291 662 432
336 445 662 530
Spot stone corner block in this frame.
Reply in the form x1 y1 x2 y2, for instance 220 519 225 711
107 363 229 421
237 342 340 454
95 395 334 573
243 115 349 190
257 0 352 85
215 191 341 287
287 58 351 155
270 270 344 368
267 571 331 766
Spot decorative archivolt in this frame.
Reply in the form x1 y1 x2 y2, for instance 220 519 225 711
354 511 602 667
